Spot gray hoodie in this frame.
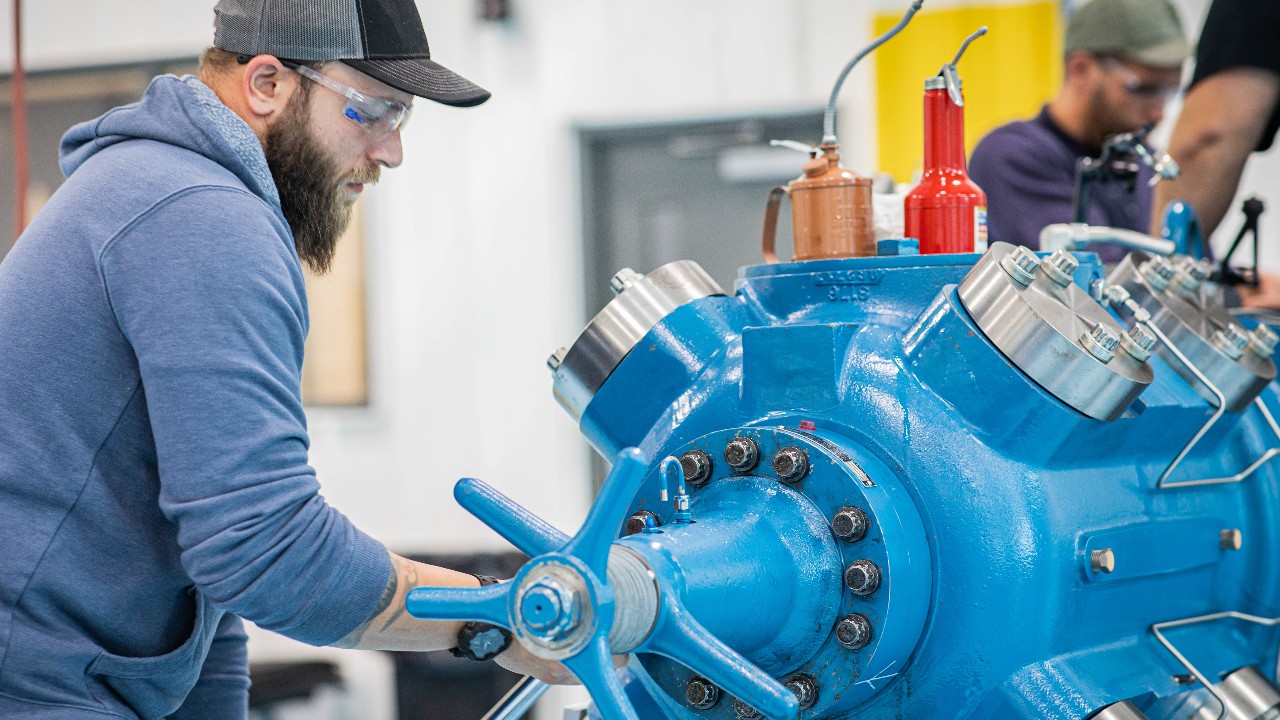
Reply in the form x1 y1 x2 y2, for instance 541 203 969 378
0 75 392 719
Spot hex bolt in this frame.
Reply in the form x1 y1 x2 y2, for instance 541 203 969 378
835 613 874 650
785 675 819 711
519 577 578 638
1081 323 1120 363
609 268 643 295
1140 257 1176 292
772 446 810 482
1249 324 1280 358
1120 324 1157 363
999 246 1041 286
1173 258 1207 295
546 347 567 372
844 559 882 596
732 699 762 719
724 437 760 472
831 506 870 542
1041 249 1080 287
684 676 720 710
1091 548 1116 574
1104 284 1132 306
624 510 659 536
1213 325 1250 361
679 449 714 487
1221 528 1243 551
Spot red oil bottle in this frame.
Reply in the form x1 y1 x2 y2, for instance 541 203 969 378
905 28 989 254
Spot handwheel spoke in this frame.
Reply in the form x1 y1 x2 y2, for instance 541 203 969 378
562 636 639 720
643 595 798 720
405 582 511 628
564 448 649 577
454 477 570 556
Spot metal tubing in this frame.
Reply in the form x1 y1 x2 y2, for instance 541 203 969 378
1150 611 1280 720
1120 297 1280 489
480 676 550 720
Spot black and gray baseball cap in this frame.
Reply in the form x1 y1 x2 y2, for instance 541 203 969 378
1065 0 1191 68
213 0 490 107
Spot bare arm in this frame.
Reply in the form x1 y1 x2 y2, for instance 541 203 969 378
332 551 578 683
1152 68 1280 237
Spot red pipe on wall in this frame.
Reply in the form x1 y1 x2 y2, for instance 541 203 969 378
12 0 27 240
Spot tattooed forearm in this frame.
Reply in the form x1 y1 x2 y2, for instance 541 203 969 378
333 561 400 648
378 556 420 632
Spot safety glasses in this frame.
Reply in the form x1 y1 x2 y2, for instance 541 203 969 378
1101 59 1181 103
288 63 413 140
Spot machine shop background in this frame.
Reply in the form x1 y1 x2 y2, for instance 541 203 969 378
1 0 1275 718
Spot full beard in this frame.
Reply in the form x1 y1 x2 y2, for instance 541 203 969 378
264 92 380 275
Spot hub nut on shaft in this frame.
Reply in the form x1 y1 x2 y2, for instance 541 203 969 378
845 559 882 596
684 676 720 710
724 437 760 472
624 510 659 536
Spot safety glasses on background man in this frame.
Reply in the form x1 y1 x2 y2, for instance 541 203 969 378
1100 58 1181 103
285 62 413 140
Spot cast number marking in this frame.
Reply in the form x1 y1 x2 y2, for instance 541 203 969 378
814 269 885 304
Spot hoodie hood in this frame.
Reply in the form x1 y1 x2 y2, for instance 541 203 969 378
60 75 279 209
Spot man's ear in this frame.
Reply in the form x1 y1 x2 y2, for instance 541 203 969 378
241 55 298 122
1063 51 1099 85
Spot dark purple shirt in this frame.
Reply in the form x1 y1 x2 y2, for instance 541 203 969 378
968 106 1154 264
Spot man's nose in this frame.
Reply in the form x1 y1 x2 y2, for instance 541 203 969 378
370 130 404 169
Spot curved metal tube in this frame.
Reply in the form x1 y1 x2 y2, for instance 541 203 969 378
1039 223 1176 256
822 0 924 145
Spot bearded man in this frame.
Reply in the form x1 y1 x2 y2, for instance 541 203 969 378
967 0 1190 263
0 1 565 718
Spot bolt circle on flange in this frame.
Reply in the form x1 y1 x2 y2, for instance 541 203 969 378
679 449 714 487
831 506 869 542
732 699 762 719
1140 257 1176 292
1250 324 1280 358
1214 325 1250 361
844 559 882 596
785 675 819 711
1000 245 1041 286
835 613 874 650
684 676 720 710
724 437 760 472
610 268 643 295
624 510 659 536
1120 324 1157 362
772 446 810 482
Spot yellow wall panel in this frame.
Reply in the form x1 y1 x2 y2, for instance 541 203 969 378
874 2 1063 183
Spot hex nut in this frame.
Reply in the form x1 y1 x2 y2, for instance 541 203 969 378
1221 528 1243 551
680 449 714 487
547 347 567 372
724 437 760 472
624 510 659 536
831 506 870 542
772 446 810 482
1213 325 1249 361
1042 249 1080 287
844 559 882 596
610 268 643 294
1249 324 1280 358
732 699 762 718
835 613 874 650
1081 323 1120 363
1000 246 1041 286
1140 258 1175 292
684 676 719 710
785 675 819 711
1120 324 1157 363
1091 548 1116 574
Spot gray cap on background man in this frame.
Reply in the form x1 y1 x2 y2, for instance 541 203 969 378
1066 0 1193 67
